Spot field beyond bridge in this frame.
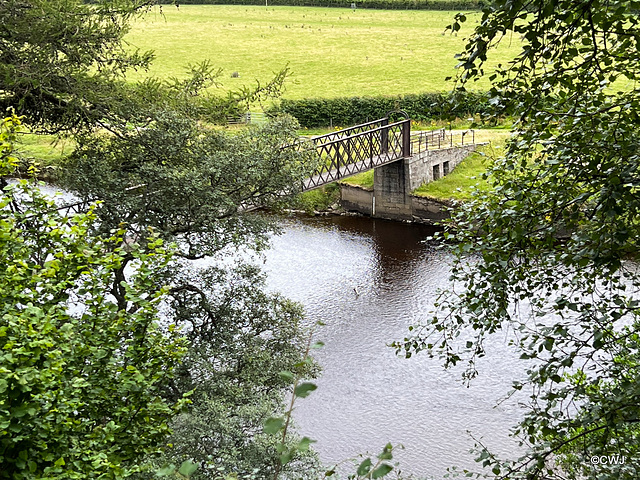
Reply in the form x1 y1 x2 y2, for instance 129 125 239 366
125 5 520 99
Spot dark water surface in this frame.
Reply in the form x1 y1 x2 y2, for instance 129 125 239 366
262 214 523 479
32 181 522 477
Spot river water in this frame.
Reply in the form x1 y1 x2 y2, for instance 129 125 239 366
262 214 524 479
29 180 523 477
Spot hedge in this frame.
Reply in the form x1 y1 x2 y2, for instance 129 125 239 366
162 0 486 10
267 91 490 127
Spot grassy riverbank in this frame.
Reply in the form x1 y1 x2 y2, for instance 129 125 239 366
125 5 520 99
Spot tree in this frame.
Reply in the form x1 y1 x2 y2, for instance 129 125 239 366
0 0 156 133
60 109 320 478
61 111 315 259
2 1 319 476
0 113 188 480
162 265 320 478
397 1 640 479
0 0 287 134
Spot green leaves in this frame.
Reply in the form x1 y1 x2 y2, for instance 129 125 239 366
0 0 157 133
341 444 396 479
177 460 198 477
264 417 286 435
357 458 373 476
274 91 490 128
155 460 199 479
0 138 186 479
293 382 318 398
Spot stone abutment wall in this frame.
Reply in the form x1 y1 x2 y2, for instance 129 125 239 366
340 144 478 222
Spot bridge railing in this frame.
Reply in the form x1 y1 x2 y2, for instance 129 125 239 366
301 118 411 190
310 118 391 144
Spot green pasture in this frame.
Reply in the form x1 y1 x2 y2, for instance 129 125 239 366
14 132 74 176
125 5 520 99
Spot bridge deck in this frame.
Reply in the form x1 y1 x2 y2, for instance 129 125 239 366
301 123 476 191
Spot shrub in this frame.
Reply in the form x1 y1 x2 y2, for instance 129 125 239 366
268 91 490 127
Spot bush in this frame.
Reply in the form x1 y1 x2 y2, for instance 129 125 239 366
268 91 490 127
0 114 187 480
160 0 486 10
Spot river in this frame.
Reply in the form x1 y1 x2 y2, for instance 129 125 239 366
262 214 524 479
29 180 523 478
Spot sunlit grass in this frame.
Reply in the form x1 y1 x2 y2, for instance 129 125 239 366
341 170 374 189
125 5 520 99
14 132 74 175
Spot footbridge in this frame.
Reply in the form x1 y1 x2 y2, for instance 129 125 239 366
296 114 479 220
299 115 476 191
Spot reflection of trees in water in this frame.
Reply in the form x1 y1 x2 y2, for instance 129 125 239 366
323 215 441 275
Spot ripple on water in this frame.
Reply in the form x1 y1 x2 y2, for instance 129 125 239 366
263 215 524 478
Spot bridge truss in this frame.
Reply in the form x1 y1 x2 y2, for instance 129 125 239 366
299 117 475 191
299 118 411 191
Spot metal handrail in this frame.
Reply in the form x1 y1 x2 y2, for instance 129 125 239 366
312 119 409 149
311 118 389 143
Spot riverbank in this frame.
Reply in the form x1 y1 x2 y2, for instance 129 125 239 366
339 183 454 223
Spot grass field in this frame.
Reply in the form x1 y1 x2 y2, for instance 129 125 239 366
125 5 520 99
15 132 73 170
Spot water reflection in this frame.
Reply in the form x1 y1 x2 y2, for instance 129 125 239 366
263 214 522 479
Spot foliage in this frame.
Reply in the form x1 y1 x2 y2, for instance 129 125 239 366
0 0 156 133
270 91 489 128
158 0 487 10
62 111 316 257
396 0 640 479
4 2 323 479
0 113 188 480
61 110 320 477
291 183 341 214
161 265 320 478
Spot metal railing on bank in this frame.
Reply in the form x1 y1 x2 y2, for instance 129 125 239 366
410 128 475 154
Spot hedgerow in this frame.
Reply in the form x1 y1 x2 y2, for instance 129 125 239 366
161 0 486 10
267 91 490 127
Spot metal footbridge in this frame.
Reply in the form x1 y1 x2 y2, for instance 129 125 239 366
297 116 476 191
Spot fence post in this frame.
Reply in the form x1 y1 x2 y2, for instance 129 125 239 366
402 120 411 157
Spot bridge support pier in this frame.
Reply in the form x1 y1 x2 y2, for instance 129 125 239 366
372 159 413 220
340 144 480 222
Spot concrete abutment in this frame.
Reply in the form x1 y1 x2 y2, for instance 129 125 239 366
340 144 479 222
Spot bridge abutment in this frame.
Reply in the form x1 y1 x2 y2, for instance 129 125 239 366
342 144 480 222
372 159 413 220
